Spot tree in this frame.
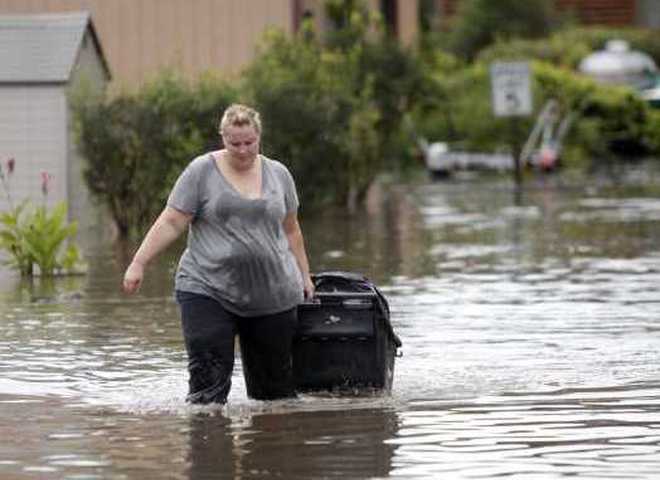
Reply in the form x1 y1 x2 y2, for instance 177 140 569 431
244 1 428 209
74 73 237 238
448 0 560 60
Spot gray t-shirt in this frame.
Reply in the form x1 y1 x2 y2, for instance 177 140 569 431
167 153 304 316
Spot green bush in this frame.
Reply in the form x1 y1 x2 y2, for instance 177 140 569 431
74 72 237 238
478 26 660 68
446 0 561 60
243 11 427 208
412 63 531 152
241 31 347 206
534 61 653 156
0 202 82 277
645 110 660 153
411 60 658 167
356 39 430 170
74 1 427 221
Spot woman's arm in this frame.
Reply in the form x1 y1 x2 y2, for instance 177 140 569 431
283 211 314 299
122 206 193 294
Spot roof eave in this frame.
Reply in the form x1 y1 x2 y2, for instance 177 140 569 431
0 80 67 86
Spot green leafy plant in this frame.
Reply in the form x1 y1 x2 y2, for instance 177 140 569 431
0 202 82 276
0 162 84 277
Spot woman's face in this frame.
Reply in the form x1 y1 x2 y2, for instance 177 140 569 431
222 124 260 163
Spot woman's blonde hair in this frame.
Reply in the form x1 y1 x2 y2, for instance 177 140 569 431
219 104 262 136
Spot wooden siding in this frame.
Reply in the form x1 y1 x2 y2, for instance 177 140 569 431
440 0 460 17
0 0 294 89
556 0 636 25
438 0 639 26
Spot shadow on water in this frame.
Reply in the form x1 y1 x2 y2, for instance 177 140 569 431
186 406 398 479
1 161 660 478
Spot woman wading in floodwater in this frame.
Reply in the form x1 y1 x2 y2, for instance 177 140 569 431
123 104 314 404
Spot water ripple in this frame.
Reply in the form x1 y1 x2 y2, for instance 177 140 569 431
389 385 660 478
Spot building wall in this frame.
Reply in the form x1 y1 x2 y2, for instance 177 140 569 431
556 0 636 25
0 0 294 89
396 0 419 46
0 30 109 240
0 86 67 211
67 28 111 238
438 0 643 27
70 27 111 92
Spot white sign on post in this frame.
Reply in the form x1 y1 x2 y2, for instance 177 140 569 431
490 62 532 117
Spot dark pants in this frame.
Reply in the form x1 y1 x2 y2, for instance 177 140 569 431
175 290 298 404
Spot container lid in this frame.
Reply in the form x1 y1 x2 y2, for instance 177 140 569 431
578 39 658 89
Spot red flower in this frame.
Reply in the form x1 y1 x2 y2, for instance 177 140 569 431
41 171 52 196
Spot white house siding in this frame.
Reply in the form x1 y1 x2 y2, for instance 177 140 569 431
0 85 67 211
67 29 111 240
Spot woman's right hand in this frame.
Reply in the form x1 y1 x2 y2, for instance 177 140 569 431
123 261 145 294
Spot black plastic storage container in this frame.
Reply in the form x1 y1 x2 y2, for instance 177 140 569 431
293 272 402 393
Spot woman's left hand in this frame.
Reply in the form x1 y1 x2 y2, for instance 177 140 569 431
303 276 315 300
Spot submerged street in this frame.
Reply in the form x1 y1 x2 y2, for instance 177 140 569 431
1 165 660 479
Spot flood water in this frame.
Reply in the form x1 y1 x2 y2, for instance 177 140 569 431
1 164 660 479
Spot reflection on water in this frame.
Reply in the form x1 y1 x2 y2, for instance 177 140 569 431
186 405 398 479
1 165 660 478
392 384 660 478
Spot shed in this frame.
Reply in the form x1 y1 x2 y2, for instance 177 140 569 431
0 11 111 239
